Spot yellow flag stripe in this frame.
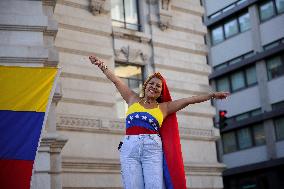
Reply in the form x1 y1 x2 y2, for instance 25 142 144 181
0 66 58 112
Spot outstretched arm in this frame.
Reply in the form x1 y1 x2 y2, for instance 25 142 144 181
162 92 230 117
89 55 138 104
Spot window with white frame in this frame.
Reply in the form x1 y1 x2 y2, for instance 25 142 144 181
111 0 140 30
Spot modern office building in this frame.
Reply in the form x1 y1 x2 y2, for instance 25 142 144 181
1 0 226 188
202 0 284 188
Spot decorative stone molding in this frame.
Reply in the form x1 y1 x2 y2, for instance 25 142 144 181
90 0 110 16
62 156 225 175
56 114 217 140
115 45 149 64
158 0 172 31
57 114 102 130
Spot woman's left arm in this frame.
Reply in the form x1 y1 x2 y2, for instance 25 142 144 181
162 92 230 117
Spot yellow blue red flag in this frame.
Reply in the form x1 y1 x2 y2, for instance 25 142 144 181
0 66 59 189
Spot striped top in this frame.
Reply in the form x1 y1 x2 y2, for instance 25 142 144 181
125 102 164 135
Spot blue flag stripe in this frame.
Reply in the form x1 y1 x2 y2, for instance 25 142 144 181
0 110 45 160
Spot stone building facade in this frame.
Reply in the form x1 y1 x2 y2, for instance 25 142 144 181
0 0 225 188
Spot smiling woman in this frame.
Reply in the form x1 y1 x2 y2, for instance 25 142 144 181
88 55 230 189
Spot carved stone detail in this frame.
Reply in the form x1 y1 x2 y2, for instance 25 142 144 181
158 0 172 31
90 0 110 16
115 46 149 63
57 115 102 129
161 0 170 10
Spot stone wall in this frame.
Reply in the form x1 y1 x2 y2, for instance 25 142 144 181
53 0 225 188
0 1 67 189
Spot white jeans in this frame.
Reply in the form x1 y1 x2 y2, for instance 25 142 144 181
119 134 165 189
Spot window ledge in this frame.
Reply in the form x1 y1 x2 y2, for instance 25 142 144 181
112 26 151 43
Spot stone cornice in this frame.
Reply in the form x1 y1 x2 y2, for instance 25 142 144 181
56 114 218 141
57 0 89 10
0 24 46 32
112 27 151 43
61 156 225 174
0 57 47 64
38 133 68 153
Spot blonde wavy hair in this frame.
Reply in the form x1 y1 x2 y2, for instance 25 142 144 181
141 72 164 103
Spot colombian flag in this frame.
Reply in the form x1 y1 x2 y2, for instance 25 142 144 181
0 66 59 189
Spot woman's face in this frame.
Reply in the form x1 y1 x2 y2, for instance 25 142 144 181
144 77 162 99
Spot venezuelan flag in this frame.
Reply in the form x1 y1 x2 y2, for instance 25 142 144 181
0 66 59 189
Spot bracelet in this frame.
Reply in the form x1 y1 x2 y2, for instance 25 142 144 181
100 64 108 72
210 92 215 99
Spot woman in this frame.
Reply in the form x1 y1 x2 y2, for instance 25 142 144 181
89 55 229 189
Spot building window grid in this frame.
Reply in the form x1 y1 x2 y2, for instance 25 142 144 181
222 123 266 154
211 11 251 45
259 0 284 22
216 65 257 93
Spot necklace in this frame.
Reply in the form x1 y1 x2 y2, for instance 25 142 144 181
142 98 158 105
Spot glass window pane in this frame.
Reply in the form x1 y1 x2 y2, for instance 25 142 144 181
237 128 253 149
260 1 276 21
231 71 245 91
224 19 239 38
216 77 230 92
212 26 224 45
266 56 284 80
253 124 266 145
111 0 124 22
276 0 284 13
239 12 251 32
246 66 257 85
125 0 138 25
275 117 284 140
223 132 237 153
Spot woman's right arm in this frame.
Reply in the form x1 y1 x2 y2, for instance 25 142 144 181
89 55 139 104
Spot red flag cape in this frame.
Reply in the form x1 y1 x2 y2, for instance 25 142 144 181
159 76 187 189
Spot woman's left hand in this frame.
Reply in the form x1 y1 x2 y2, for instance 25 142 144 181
212 91 230 99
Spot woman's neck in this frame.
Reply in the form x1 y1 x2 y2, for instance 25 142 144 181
142 96 157 104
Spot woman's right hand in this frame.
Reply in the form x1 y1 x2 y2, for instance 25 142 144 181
89 55 103 69
89 55 108 72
